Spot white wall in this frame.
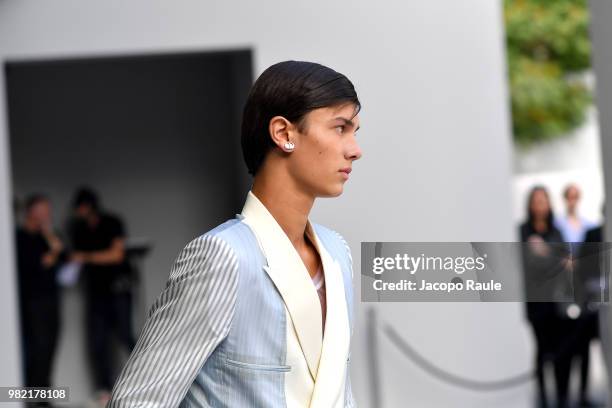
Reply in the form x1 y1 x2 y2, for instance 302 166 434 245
0 45 23 395
512 107 605 228
513 108 602 175
0 1 519 406
587 0 612 404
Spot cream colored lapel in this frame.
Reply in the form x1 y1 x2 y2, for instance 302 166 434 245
240 191 323 380
306 224 351 408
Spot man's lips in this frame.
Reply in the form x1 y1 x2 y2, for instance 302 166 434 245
339 168 352 179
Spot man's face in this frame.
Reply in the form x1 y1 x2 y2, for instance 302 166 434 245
75 203 93 219
286 103 362 197
565 186 580 212
29 200 51 228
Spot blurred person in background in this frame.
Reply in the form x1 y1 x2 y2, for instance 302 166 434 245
16 194 66 404
555 185 601 408
575 205 607 408
520 186 573 408
68 187 135 407
555 184 596 244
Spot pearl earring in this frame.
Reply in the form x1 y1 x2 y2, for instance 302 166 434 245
284 141 295 151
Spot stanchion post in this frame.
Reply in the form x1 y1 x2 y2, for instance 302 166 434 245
366 307 382 408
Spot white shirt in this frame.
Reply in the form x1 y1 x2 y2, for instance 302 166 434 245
311 265 327 334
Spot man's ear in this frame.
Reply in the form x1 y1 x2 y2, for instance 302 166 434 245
268 116 294 149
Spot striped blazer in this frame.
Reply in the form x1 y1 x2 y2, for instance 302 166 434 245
108 191 356 407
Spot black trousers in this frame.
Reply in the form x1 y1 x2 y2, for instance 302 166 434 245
570 311 600 401
530 317 573 408
20 294 60 388
86 290 136 390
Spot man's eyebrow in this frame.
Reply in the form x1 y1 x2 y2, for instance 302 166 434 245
333 116 360 131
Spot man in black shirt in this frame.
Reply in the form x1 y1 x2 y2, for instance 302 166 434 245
16 194 65 393
69 188 135 403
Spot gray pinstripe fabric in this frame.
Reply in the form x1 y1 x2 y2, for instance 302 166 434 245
107 217 356 407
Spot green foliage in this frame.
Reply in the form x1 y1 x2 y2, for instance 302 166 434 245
504 0 592 145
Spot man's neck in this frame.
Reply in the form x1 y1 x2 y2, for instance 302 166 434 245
251 172 314 249
87 213 100 228
23 218 40 234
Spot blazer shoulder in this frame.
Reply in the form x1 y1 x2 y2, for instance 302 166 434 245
311 222 340 239
312 223 353 272
205 217 258 241
195 217 263 269
189 218 253 253
167 218 251 283
168 231 239 285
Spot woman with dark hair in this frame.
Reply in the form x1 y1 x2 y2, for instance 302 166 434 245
108 61 362 407
520 186 572 408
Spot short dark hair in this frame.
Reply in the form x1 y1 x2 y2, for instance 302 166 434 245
24 194 48 212
73 187 99 211
241 60 361 175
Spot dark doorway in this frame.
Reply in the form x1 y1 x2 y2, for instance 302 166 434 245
5 48 252 402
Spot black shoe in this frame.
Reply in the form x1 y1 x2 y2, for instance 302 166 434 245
535 396 548 408
579 398 603 408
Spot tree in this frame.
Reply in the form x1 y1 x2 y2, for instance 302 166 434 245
504 0 592 145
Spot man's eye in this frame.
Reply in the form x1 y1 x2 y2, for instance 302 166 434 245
336 125 345 133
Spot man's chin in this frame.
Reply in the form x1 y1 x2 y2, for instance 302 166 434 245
318 185 344 198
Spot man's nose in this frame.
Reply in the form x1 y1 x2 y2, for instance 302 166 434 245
347 137 362 161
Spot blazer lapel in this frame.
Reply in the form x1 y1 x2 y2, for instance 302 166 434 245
307 226 351 408
240 191 323 380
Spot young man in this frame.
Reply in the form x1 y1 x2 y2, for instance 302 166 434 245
69 188 135 405
108 60 362 407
